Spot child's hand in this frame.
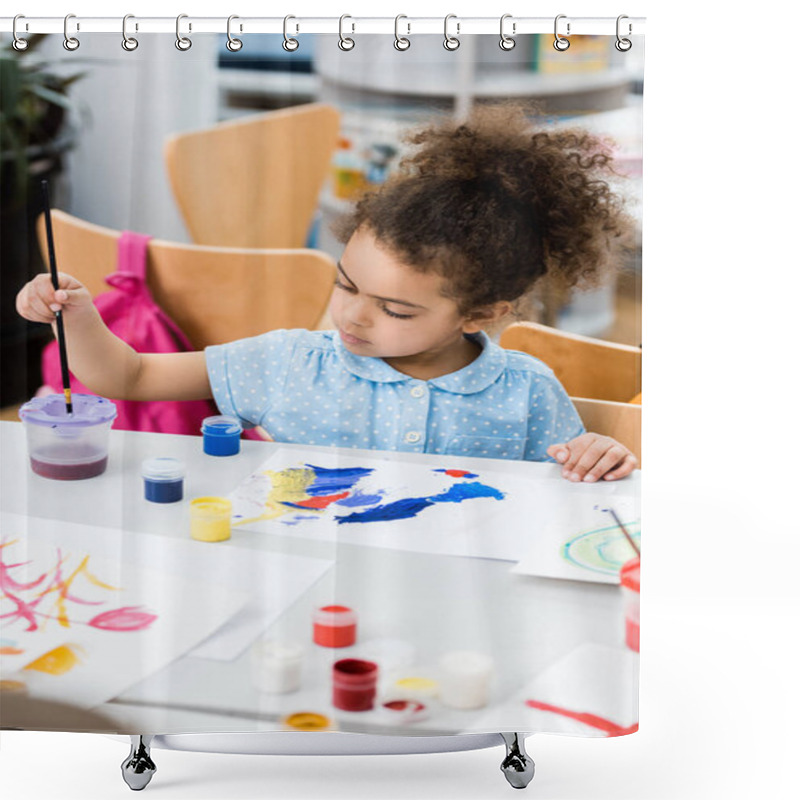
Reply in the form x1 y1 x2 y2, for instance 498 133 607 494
16 272 93 324
547 434 637 483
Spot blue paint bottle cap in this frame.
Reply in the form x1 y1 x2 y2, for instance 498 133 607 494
201 415 243 436
141 457 186 481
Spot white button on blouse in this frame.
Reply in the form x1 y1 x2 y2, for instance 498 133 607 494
405 431 421 443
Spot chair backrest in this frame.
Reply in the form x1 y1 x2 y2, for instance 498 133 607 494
164 103 340 249
500 321 641 403
571 397 642 466
36 210 336 350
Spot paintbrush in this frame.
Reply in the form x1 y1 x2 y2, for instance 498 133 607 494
41 180 73 415
605 507 640 557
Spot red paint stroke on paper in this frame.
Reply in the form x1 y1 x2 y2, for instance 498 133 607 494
525 699 638 737
88 607 158 631
290 490 351 510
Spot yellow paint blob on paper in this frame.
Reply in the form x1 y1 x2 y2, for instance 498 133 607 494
393 676 439 698
190 497 233 542
23 644 83 675
233 467 321 526
0 679 29 693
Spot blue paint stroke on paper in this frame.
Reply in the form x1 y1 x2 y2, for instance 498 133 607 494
334 481 504 524
304 464 374 496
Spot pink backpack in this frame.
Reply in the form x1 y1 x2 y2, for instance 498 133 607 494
41 231 218 435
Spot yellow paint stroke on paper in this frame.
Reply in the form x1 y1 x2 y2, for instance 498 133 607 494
234 467 323 526
23 643 85 675
36 554 121 631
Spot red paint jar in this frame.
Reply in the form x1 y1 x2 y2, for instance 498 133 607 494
621 557 641 653
332 658 378 711
313 605 357 648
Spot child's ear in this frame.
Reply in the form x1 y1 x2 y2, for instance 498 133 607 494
463 302 514 332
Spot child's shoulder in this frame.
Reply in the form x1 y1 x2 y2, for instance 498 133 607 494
500 346 559 381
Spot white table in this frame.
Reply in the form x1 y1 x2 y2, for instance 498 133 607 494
0 421 638 737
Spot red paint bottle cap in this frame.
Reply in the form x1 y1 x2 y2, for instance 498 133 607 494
314 605 356 626
620 557 640 593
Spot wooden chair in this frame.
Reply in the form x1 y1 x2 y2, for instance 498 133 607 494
35 210 337 349
571 397 641 466
500 320 641 403
164 103 340 249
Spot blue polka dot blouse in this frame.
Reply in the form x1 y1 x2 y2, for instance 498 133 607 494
205 329 584 462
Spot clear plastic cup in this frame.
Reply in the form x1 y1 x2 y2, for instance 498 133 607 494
18 394 117 480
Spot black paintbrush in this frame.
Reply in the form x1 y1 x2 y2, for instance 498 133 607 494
41 180 73 415
606 507 640 557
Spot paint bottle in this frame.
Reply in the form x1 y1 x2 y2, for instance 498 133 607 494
189 497 232 542
620 557 641 652
438 651 494 710
250 640 304 694
332 658 379 711
201 415 242 456
313 605 357 647
141 457 185 503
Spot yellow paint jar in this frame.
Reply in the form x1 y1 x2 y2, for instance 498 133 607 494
280 711 333 731
190 496 233 542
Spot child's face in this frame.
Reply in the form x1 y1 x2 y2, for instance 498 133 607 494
330 227 480 366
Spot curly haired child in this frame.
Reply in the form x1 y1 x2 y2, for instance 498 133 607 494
17 103 637 482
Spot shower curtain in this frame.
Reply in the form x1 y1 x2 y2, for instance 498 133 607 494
0 15 643 747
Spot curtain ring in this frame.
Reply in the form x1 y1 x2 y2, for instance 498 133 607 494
63 14 80 51
226 15 243 51
122 14 139 51
338 14 355 51
553 14 570 51
499 14 516 51
283 15 299 51
394 15 410 51
615 15 632 52
175 14 192 51
12 15 29 51
443 14 460 51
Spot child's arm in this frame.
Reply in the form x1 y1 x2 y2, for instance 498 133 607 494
547 434 637 482
16 272 212 401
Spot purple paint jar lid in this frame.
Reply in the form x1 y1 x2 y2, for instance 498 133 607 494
19 394 118 428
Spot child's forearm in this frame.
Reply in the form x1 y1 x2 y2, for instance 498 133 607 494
52 306 144 400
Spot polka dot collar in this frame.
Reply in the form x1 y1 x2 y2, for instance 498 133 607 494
332 330 507 394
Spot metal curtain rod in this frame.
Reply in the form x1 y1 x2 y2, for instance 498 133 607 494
0 16 646 36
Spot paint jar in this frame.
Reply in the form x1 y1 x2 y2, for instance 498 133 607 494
250 640 304 694
389 675 440 702
189 496 232 542
438 651 494 710
141 457 185 503
332 658 379 711
280 711 333 731
19 394 117 480
201 415 242 456
621 557 641 653
313 605 357 648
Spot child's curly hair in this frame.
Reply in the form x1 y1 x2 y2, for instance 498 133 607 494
333 102 633 319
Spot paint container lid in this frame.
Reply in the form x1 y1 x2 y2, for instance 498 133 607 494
251 639 304 666
389 675 439 699
201 415 243 435
439 651 494 677
281 711 333 731
620 557 640 592
378 699 429 724
19 394 117 428
141 457 186 482
314 605 357 627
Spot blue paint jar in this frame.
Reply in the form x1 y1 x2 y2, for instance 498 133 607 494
142 457 186 503
201 415 242 456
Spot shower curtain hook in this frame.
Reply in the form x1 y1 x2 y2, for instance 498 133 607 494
283 15 299 51
63 14 80 51
615 15 633 51
338 15 355 51
443 14 460 51
394 15 411 50
553 14 570 51
12 15 29 51
499 14 516 51
226 15 243 51
121 14 139 51
175 14 192 51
